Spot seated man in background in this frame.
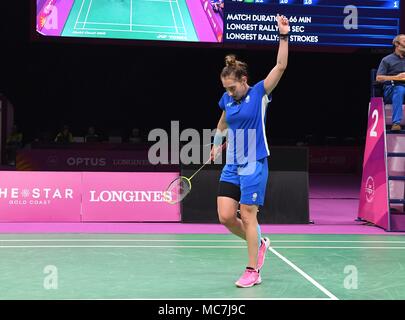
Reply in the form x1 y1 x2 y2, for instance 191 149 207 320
128 127 142 144
376 34 405 131
54 125 73 144
85 126 100 143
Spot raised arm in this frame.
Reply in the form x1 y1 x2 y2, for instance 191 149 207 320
263 14 289 95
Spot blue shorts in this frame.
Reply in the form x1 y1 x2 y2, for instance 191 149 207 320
219 157 268 206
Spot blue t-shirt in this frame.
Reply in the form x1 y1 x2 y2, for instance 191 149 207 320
219 80 271 164
377 53 405 86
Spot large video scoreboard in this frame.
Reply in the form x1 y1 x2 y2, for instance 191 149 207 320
36 0 402 48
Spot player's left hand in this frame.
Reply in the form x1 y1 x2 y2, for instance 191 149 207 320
276 14 290 34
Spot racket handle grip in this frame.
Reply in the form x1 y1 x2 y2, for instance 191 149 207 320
210 143 226 160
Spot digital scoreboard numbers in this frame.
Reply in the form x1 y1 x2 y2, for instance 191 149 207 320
223 0 401 47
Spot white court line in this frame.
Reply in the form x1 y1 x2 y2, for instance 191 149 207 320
270 240 405 243
169 0 178 34
72 27 186 35
130 0 133 32
73 0 185 36
174 0 186 34
273 246 405 249
83 0 93 29
87 298 332 301
269 247 339 300
1 239 405 243
0 245 404 249
74 0 87 30
142 0 183 3
0 245 246 248
75 22 185 28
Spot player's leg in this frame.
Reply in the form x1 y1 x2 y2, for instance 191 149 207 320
217 164 246 239
239 203 260 269
235 204 261 288
240 158 269 267
255 158 271 269
240 204 259 269
234 159 269 287
217 182 263 244
217 194 246 239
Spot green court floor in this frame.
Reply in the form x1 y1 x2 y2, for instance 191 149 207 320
62 0 198 41
0 233 404 300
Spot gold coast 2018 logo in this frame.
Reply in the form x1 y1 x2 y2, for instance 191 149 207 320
365 176 375 203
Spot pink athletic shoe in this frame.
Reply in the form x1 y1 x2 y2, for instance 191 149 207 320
257 237 271 270
235 268 261 288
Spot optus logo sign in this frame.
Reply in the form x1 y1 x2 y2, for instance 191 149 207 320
66 157 107 167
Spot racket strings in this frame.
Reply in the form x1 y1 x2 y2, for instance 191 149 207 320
166 177 191 204
165 143 226 204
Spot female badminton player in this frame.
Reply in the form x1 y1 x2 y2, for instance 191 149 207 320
211 14 289 288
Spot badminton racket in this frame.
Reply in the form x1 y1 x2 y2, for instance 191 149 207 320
165 143 226 204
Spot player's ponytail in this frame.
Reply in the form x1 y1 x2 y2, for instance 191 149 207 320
225 54 237 67
221 54 248 80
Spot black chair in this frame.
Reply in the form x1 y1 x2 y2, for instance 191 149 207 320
371 68 383 98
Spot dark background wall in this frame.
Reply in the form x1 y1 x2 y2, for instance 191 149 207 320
0 1 399 145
